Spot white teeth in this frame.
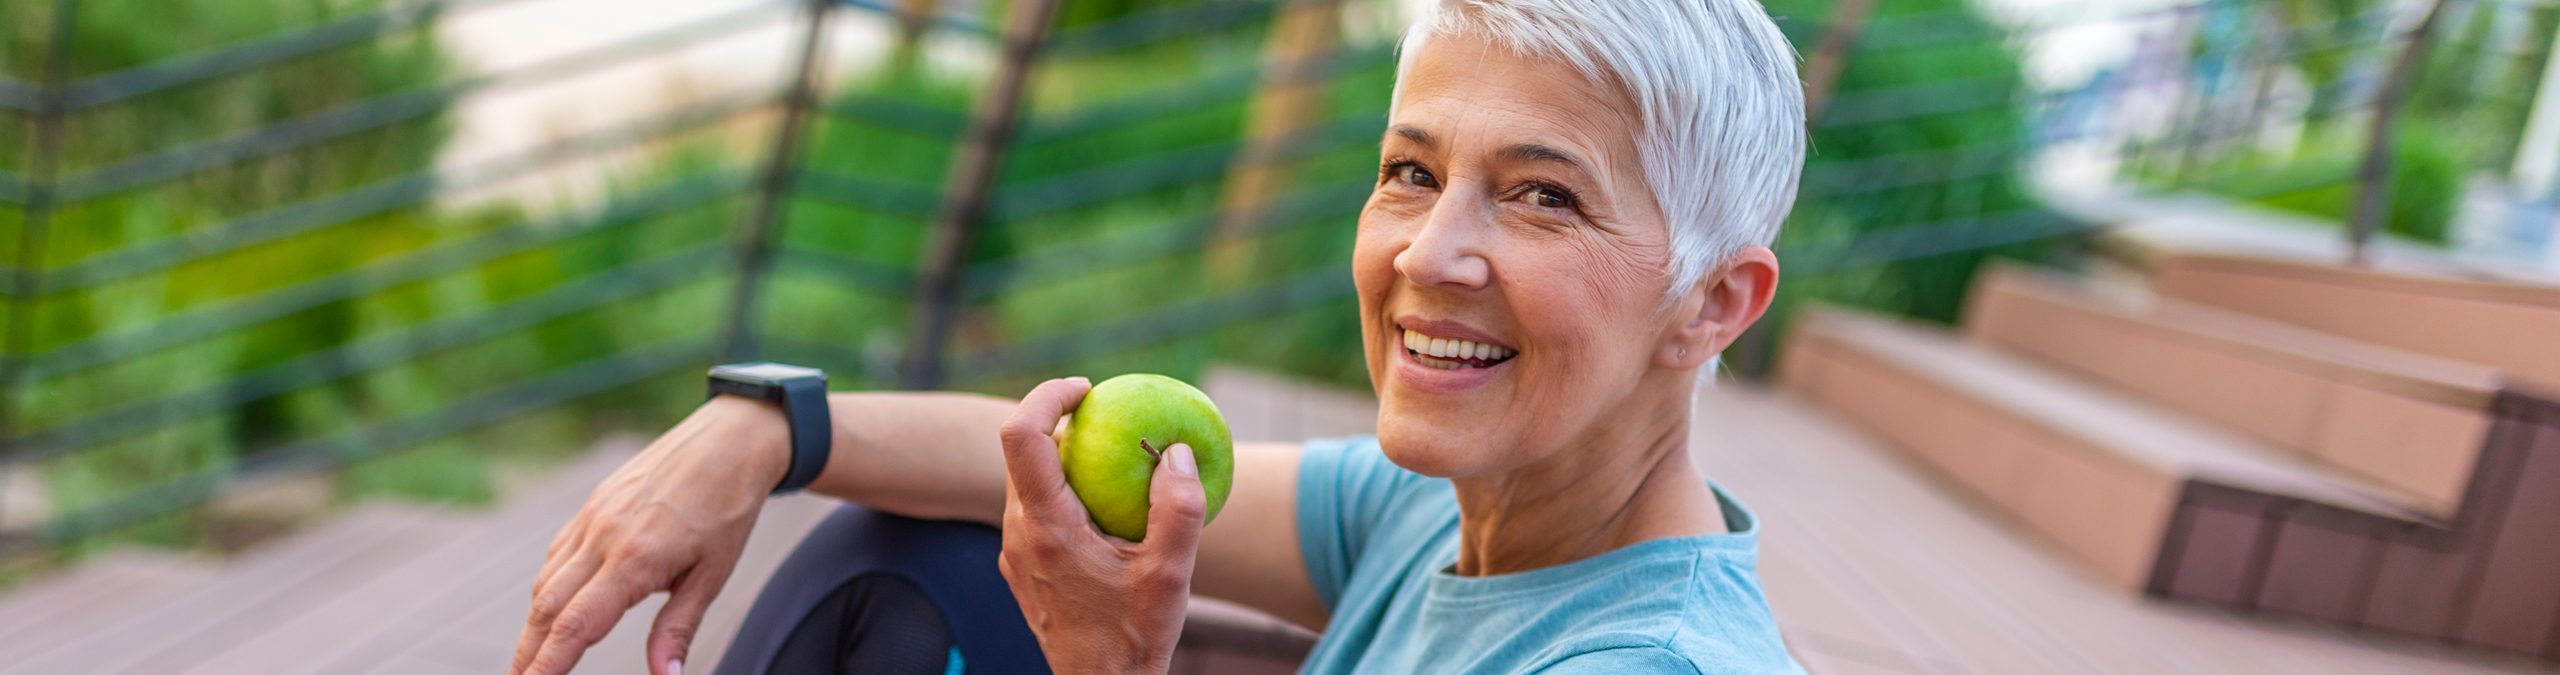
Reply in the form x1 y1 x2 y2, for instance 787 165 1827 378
1401 328 1516 362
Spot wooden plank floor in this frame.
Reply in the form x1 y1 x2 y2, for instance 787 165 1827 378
7 370 2550 674
1693 384 2552 675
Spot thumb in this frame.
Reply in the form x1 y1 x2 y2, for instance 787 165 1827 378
646 562 731 675
1142 442 1208 555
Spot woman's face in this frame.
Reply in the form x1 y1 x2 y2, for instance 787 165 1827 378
1356 34 1699 478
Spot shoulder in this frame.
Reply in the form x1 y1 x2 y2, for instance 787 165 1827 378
1548 541 1803 675
1294 436 1455 607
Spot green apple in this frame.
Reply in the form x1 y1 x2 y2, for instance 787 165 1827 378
1058 373 1233 542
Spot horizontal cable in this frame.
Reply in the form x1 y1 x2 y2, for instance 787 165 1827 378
963 178 1369 299
755 336 891 384
21 173 745 381
12 338 709 553
1042 0 1286 60
949 264 1354 383
59 0 537 110
10 244 726 464
990 112 1384 222
1783 208 2098 273
821 91 969 139
790 167 945 218
772 247 916 296
15 93 766 295
0 76 38 110
838 0 996 36
1798 144 2023 198
49 0 791 203
1819 76 2018 127
1015 44 1393 145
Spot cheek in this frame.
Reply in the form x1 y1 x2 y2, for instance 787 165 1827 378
1507 238 1669 372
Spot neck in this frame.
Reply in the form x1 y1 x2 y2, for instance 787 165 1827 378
1446 379 1726 577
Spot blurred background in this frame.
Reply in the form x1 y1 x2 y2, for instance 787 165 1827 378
4 0 2560 672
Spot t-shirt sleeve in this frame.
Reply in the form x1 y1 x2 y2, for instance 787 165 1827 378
1294 436 1425 609
1537 648 1705 675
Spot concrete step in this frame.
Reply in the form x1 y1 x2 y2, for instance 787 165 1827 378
0 502 470 675
1779 306 2429 590
1965 263 2502 516
0 550 213 647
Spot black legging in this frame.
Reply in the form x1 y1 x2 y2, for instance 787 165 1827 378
714 504 1051 675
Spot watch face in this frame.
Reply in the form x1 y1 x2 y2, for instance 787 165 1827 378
712 362 825 384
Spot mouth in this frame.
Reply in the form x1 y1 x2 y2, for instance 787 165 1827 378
1399 325 1518 371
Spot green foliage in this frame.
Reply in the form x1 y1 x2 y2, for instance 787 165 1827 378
769 3 1388 393
2192 122 2461 244
2138 0 2558 248
1758 0 2059 333
6 0 745 559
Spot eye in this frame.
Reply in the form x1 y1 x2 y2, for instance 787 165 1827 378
1393 163 1440 189
1527 184 1575 209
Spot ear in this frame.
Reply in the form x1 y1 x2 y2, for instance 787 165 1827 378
1658 246 1779 370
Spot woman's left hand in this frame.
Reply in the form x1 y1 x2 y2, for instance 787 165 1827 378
996 377 1207 674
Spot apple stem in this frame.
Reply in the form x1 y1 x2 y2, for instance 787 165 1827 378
1138 439 1163 461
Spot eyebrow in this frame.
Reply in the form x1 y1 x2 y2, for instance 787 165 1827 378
1390 125 1436 148
1498 143 1587 171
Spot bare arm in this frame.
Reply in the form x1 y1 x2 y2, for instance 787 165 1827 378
512 388 1328 675
809 393 1327 628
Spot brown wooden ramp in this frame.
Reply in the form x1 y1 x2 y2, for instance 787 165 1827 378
1690 383 2550 674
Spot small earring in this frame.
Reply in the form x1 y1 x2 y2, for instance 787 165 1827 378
1677 348 1688 360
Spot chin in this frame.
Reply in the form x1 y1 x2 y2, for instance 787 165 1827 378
1372 405 1499 478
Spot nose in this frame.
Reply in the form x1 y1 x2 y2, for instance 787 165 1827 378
1393 196 1492 290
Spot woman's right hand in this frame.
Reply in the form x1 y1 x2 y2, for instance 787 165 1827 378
510 395 793 675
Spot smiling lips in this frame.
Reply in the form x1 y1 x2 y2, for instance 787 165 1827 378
1401 328 1517 370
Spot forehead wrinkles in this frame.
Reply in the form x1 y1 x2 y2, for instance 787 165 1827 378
1393 40 1655 207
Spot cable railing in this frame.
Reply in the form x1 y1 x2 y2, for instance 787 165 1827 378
2 0 2508 557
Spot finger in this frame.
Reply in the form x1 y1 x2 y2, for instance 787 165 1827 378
998 377 1091 512
512 549 604 675
646 559 734 675
531 516 591 599
1141 442 1209 559
521 560 656 675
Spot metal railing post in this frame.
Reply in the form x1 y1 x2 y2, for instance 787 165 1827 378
0 0 80 547
900 0 1063 390
2349 0 2458 266
722 0 837 362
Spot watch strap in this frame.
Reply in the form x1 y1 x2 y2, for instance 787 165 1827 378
773 375 832 494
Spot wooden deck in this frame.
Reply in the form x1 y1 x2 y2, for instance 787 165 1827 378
0 368 2548 673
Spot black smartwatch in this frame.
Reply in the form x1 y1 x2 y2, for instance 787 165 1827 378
708 362 831 494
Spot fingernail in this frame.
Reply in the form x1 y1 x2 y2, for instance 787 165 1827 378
667 659 682 675
1168 443 1197 477
1066 376 1090 385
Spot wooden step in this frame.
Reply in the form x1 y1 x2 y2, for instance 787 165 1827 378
0 502 470 675
1688 385 2547 675
0 551 213 646
2102 213 2560 389
1779 306 2429 589
1965 263 2500 516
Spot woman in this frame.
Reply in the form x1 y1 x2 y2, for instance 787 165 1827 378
510 0 1806 672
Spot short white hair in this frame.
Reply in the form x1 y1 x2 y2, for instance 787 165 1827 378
1392 0 1806 303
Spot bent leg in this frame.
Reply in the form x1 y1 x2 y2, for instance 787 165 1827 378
713 504 1048 675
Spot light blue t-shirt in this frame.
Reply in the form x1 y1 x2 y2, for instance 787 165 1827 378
1294 437 1806 675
